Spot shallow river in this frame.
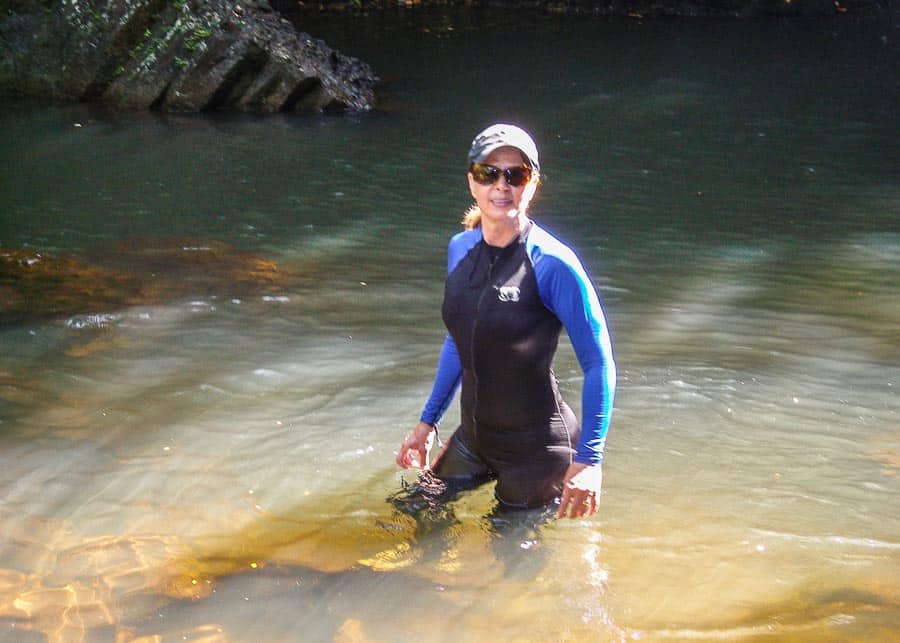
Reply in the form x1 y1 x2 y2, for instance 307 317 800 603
0 9 898 642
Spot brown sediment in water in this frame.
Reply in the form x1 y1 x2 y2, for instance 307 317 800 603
1 248 146 323
161 470 418 601
157 468 516 605
866 449 900 476
333 618 372 643
3 492 897 641
729 582 900 641
629 556 900 640
88 239 287 299
0 521 184 642
864 430 900 477
0 372 45 407
63 331 149 359
1 240 298 328
0 471 477 641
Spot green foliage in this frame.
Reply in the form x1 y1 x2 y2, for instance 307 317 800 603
184 26 213 51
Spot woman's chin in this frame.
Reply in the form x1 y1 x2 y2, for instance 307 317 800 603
483 206 519 220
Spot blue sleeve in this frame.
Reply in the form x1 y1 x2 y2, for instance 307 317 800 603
419 334 462 426
532 240 616 465
419 230 480 426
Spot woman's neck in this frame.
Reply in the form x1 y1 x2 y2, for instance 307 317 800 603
481 212 527 247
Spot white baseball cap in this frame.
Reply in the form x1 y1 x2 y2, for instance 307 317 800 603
467 123 540 174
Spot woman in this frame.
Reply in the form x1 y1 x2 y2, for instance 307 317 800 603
396 124 615 519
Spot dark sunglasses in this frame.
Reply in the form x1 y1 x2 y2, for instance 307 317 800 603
469 163 533 187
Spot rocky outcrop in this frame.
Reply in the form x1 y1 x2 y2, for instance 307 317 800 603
0 0 375 112
281 0 889 17
533 0 888 16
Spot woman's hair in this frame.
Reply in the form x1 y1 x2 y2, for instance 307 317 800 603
462 150 539 230
462 204 483 230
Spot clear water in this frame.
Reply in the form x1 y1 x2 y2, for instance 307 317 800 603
1 10 898 642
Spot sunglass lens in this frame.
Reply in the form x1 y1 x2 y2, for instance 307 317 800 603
471 164 499 185
505 167 531 187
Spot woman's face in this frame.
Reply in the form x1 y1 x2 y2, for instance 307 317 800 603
467 146 536 222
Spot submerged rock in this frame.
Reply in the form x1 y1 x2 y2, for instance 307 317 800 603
0 248 147 324
0 0 375 112
0 241 292 326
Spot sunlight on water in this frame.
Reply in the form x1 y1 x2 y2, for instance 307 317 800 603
1 10 898 642
1 225 896 641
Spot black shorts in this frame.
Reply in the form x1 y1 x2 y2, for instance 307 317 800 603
428 403 578 509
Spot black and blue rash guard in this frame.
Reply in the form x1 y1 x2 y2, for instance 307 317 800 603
420 220 615 466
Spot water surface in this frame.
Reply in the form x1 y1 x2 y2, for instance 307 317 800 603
1 10 898 642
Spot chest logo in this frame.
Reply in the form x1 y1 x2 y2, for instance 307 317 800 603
496 285 520 302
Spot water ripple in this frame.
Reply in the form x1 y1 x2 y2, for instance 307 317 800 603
750 529 900 550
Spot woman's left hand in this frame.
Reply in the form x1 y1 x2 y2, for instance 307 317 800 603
557 462 602 519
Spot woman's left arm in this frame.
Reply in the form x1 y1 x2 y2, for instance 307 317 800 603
557 461 603 518
534 247 616 518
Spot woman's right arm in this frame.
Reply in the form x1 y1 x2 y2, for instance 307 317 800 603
419 334 462 427
397 231 475 469
397 335 461 469
396 420 438 469
396 335 462 469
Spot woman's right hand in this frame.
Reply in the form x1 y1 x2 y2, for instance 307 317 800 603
396 421 437 469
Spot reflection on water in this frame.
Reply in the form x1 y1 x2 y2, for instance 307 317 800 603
1 9 898 643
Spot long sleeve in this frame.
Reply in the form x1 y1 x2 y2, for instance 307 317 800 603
419 334 463 426
418 229 480 426
531 231 616 465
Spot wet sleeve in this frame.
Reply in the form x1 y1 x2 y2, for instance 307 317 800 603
536 255 616 465
419 333 463 426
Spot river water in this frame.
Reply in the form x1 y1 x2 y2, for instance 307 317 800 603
1 9 898 642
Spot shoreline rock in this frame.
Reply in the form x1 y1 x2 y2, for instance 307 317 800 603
0 0 376 112
279 0 891 18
